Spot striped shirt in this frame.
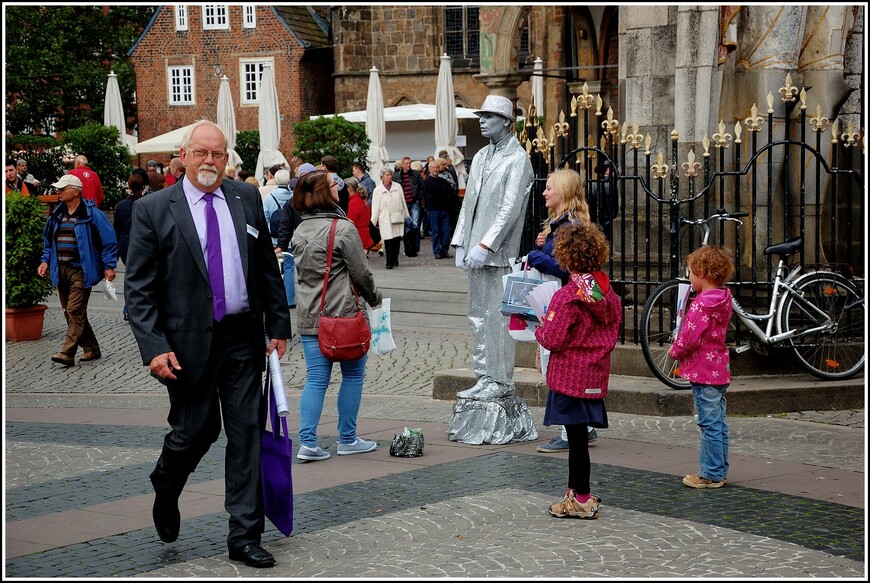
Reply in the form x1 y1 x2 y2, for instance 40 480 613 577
56 210 82 265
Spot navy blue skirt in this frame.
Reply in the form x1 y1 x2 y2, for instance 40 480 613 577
543 390 608 428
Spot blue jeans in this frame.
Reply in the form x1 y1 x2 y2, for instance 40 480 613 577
692 383 729 482
403 201 421 255
428 209 451 256
282 252 296 307
298 335 367 447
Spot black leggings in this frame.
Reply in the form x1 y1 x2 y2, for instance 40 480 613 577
565 423 590 495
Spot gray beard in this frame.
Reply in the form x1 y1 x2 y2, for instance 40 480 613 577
198 168 218 187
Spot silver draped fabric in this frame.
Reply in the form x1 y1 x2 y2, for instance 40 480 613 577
447 396 538 445
462 266 515 397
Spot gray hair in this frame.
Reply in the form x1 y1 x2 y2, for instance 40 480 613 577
379 166 393 178
180 120 227 150
274 169 291 186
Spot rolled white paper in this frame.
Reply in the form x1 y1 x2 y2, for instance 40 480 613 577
266 336 289 417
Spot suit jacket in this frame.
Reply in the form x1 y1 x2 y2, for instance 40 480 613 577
450 133 533 266
125 178 291 388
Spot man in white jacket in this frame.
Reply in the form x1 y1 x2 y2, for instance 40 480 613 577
451 95 533 400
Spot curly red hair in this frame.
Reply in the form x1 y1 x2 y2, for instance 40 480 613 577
685 245 735 286
553 222 610 273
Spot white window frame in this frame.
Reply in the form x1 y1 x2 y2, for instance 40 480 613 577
243 5 256 29
174 5 188 31
239 58 273 105
202 4 229 30
168 65 195 106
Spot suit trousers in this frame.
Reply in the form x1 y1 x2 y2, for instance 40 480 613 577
467 266 515 389
56 263 100 359
150 312 265 549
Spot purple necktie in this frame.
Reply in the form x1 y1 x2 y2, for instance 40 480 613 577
203 193 226 321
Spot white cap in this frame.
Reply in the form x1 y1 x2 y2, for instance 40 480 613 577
51 174 83 190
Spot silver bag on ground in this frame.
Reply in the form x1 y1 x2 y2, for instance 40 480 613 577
389 427 424 457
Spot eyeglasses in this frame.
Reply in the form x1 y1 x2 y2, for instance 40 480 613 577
329 182 339 189
189 149 227 161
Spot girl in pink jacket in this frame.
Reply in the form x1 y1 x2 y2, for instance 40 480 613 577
669 245 735 489
535 223 621 519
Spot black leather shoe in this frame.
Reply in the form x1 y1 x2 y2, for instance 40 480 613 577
152 491 180 543
229 543 276 568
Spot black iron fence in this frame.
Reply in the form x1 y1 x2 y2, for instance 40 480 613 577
519 80 865 345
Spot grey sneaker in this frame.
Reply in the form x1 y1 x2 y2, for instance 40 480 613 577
297 445 331 462
587 428 598 443
336 437 377 456
537 436 569 453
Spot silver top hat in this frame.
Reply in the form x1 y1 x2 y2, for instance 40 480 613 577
473 95 516 122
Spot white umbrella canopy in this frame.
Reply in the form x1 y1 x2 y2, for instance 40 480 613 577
532 57 544 121
434 53 467 189
365 66 390 186
216 75 243 171
103 71 137 153
255 63 288 183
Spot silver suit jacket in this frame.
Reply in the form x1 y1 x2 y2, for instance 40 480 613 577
451 133 533 267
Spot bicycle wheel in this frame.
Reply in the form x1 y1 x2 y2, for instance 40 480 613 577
640 279 691 389
779 271 865 380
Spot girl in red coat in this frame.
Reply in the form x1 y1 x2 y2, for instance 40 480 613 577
345 177 375 251
535 222 622 519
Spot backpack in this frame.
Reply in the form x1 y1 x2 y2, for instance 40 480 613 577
268 194 284 236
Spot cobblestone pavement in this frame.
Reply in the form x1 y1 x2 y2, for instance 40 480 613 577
4 245 867 579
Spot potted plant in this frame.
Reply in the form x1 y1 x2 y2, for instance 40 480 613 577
5 190 54 340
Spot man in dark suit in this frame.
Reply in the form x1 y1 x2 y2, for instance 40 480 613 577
125 120 291 568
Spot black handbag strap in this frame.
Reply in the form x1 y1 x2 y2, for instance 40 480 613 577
319 218 361 316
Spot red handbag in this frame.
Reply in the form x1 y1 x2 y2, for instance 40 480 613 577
317 219 371 362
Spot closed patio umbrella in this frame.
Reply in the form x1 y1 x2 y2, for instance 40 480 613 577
434 53 467 188
103 71 136 153
532 57 544 121
255 62 288 183
365 66 390 186
217 75 243 171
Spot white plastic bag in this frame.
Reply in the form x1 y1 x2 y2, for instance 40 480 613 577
368 298 397 356
103 280 118 301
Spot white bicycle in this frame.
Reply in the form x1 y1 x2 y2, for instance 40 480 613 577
640 211 865 389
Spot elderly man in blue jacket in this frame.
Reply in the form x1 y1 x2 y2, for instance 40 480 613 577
38 173 118 366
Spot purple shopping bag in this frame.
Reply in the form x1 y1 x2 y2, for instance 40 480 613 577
261 369 293 536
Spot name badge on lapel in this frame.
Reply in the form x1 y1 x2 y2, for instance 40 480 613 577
246 224 259 238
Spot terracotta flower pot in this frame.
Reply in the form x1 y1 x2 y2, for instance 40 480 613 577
5 304 48 341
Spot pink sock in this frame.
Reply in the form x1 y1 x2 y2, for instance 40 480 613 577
574 493 592 503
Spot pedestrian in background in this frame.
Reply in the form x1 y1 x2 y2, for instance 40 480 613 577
124 120 290 568
535 222 620 520
527 169 599 453
344 176 375 252
16 158 41 194
113 171 147 321
5 159 29 194
38 174 117 366
291 170 383 462
68 155 104 208
670 245 735 489
146 159 167 192
370 167 409 269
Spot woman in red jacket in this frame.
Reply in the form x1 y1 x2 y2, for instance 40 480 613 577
345 177 375 252
535 222 621 519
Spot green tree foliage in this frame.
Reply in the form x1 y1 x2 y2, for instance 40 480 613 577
5 5 154 136
5 191 55 308
62 124 133 210
292 117 371 177
236 130 261 175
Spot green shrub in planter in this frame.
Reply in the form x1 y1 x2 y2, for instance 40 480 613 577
5 191 54 308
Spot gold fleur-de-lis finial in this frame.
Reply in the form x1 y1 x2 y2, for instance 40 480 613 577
586 135 598 163
809 103 829 133
831 119 839 144
712 120 732 148
577 82 594 111
620 121 628 144
799 87 807 110
702 135 711 157
570 95 578 118
734 121 742 144
601 107 619 137
533 125 549 155
745 103 764 132
841 120 861 148
651 152 669 180
645 133 652 155
553 110 570 137
525 138 532 156
767 91 774 114
549 127 556 151
681 149 701 178
595 94 603 117
627 122 644 150
778 73 799 103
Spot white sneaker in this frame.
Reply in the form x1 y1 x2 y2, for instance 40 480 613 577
297 445 331 461
336 437 377 455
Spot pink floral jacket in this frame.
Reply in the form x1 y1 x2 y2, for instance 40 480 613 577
669 287 733 385
534 271 622 398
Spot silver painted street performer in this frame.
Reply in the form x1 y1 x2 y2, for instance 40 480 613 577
448 94 537 444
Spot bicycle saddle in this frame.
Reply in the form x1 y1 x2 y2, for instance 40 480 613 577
764 237 802 257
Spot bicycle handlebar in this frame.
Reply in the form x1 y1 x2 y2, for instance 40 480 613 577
680 210 748 227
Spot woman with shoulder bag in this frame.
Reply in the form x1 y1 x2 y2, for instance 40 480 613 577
291 171 384 462
369 167 409 269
